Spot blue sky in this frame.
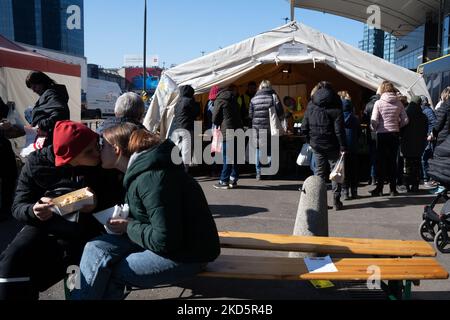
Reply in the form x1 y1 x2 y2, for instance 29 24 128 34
84 0 364 68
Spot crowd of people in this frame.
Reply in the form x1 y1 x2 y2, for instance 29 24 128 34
1 69 450 299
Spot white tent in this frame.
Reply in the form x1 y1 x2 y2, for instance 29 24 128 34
144 21 431 137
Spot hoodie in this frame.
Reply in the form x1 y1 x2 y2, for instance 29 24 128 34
172 85 199 131
371 93 409 133
212 88 243 138
301 87 347 153
31 84 70 145
400 101 428 158
124 139 220 263
342 99 361 153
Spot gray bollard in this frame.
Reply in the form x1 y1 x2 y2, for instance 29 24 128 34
289 175 328 258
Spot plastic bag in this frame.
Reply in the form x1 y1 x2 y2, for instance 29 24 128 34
297 143 312 166
105 204 129 235
329 153 345 184
211 126 223 154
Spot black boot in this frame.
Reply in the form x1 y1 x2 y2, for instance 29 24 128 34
334 196 344 211
351 188 358 199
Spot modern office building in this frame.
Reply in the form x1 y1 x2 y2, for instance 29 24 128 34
0 0 84 56
359 25 397 64
358 25 385 59
443 0 450 55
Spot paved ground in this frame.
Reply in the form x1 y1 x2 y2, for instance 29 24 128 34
2 171 450 300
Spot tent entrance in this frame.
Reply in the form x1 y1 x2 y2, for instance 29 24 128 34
196 62 374 120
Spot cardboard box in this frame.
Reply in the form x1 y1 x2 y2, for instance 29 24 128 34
52 187 95 216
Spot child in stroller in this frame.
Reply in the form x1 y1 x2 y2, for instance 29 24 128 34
420 134 450 253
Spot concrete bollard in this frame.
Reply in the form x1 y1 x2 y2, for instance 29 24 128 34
289 175 328 258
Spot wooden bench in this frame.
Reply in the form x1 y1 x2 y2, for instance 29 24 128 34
197 231 448 300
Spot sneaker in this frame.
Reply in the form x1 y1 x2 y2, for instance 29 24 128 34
390 190 399 197
256 174 261 181
229 180 238 189
369 188 382 197
214 182 230 190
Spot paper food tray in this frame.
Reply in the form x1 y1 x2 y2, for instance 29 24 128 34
52 187 94 216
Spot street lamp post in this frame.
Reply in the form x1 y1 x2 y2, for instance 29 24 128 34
143 0 147 93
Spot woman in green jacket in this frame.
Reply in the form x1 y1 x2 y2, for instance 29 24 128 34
73 124 220 300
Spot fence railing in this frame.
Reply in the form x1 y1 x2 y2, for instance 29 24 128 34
81 119 105 131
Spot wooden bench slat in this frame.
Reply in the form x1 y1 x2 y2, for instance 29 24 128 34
219 231 436 257
200 255 449 281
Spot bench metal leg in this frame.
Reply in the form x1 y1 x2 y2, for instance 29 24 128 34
382 280 412 300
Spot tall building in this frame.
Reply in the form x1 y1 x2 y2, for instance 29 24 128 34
384 33 397 63
0 0 84 56
359 25 397 63
358 25 385 59
443 0 450 56
0 0 14 40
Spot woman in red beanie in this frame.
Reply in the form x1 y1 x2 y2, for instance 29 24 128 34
0 121 124 300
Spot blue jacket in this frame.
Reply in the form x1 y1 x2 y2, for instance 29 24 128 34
422 105 437 135
343 107 361 154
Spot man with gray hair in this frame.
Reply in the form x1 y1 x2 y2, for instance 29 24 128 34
97 92 145 134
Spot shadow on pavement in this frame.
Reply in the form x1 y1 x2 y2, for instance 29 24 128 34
209 205 268 218
343 195 437 210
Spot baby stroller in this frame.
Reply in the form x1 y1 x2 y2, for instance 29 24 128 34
419 136 450 253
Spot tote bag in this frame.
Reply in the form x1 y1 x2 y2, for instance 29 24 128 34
269 94 286 136
329 153 345 184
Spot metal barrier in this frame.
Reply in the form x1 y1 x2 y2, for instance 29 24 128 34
81 119 105 131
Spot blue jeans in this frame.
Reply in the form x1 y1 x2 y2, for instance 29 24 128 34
71 234 206 300
255 148 271 175
422 142 434 181
220 139 239 183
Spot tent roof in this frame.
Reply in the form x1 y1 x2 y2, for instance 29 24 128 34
0 35 80 77
293 0 440 37
144 21 432 134
163 21 429 99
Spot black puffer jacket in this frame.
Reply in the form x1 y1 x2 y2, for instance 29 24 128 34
12 146 125 242
301 88 347 153
173 85 199 131
429 134 450 186
363 94 380 143
32 84 70 145
212 88 243 139
433 100 450 146
249 89 284 131
400 101 428 158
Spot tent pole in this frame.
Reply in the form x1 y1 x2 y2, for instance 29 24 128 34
291 0 295 22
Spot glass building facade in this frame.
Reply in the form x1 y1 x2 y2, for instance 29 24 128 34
359 25 397 63
443 0 450 55
0 0 14 40
358 25 385 59
394 25 425 70
384 33 397 63
0 0 84 56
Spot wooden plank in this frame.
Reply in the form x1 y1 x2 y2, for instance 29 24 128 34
200 255 449 281
219 231 436 257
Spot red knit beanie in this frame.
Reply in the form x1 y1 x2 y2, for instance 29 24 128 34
208 85 220 100
53 120 99 166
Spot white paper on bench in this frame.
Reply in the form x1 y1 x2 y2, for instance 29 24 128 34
304 256 338 273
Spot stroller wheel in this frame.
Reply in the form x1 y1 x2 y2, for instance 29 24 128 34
434 229 450 253
419 220 438 242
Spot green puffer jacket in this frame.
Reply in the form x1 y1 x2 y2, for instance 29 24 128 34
124 139 221 263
